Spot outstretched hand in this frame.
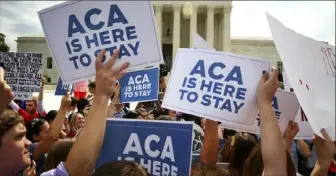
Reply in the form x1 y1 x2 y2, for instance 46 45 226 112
94 49 129 99
0 67 14 114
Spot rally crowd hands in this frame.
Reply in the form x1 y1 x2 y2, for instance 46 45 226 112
94 48 129 100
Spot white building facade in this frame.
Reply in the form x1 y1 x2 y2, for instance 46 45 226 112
16 1 283 85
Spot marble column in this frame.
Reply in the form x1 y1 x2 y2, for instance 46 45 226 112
173 4 181 62
206 5 215 47
189 5 198 48
154 5 163 43
222 6 232 52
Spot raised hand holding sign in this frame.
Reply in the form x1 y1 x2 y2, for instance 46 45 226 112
0 67 14 114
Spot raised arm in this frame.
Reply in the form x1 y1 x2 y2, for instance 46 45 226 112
65 49 129 176
107 84 119 118
0 67 14 114
284 120 299 153
33 93 71 159
37 78 46 116
200 119 219 166
257 68 287 175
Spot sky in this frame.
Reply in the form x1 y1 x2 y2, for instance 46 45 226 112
0 1 335 52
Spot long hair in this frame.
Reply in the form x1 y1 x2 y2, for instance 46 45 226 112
45 139 74 171
243 142 296 176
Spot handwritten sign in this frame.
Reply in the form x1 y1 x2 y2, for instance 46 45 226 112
162 49 271 124
267 13 336 140
0 52 43 100
39 1 163 83
97 119 193 176
219 90 298 135
119 67 159 103
55 77 73 96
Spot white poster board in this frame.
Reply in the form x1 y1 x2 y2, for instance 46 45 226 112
267 13 336 140
294 106 315 139
162 48 271 124
219 90 298 135
39 1 163 83
192 32 215 51
0 52 43 100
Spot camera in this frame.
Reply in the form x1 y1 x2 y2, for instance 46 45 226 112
159 64 168 77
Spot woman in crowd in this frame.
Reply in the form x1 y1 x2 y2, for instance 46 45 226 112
67 112 85 138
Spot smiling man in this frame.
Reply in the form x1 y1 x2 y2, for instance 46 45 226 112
0 110 32 175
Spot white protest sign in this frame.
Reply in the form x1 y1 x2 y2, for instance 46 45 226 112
0 52 43 100
219 90 298 135
39 1 163 83
294 107 314 139
162 48 271 124
267 13 336 140
192 32 215 50
282 72 294 92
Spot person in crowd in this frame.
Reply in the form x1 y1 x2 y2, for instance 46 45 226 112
67 112 85 138
76 98 90 115
87 81 96 103
45 110 58 124
0 110 35 176
45 139 74 171
227 132 257 175
66 97 78 118
26 93 71 175
8 78 46 123
41 48 129 175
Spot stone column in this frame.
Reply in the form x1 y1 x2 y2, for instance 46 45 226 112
222 6 232 52
206 5 215 47
173 4 181 63
154 5 163 43
189 5 198 48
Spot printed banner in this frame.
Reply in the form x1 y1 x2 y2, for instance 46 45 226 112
162 48 271 124
55 77 74 96
97 119 194 176
39 1 163 83
267 13 336 140
219 90 299 135
119 67 159 103
282 72 294 92
0 52 43 100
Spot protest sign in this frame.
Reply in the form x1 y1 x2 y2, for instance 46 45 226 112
219 90 298 135
294 107 315 139
39 1 163 83
282 72 294 92
97 119 193 176
267 13 336 140
0 52 43 100
119 67 159 103
55 77 74 96
192 32 215 50
162 48 271 124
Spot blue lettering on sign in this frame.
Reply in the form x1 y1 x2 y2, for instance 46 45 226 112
179 59 246 114
65 4 140 69
119 68 159 103
97 120 193 175
55 77 73 96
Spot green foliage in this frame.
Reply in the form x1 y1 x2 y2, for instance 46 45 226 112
0 33 10 52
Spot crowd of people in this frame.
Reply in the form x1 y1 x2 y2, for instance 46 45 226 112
0 48 335 176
